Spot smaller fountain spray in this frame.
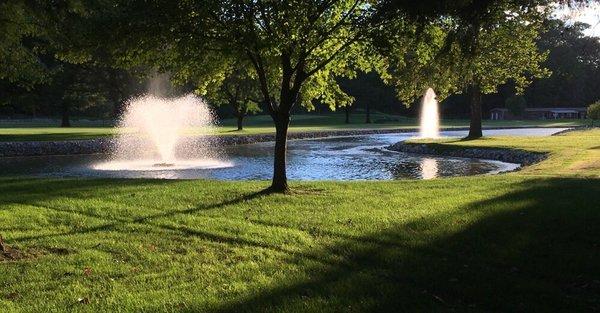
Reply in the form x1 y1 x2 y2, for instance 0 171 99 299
419 88 440 139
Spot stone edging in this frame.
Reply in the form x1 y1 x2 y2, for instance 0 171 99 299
386 142 548 166
550 125 592 136
0 125 562 157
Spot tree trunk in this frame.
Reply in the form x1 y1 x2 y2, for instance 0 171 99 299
345 105 350 124
237 114 244 131
61 104 71 127
365 102 371 123
467 84 483 139
271 113 290 192
109 69 123 119
110 90 122 119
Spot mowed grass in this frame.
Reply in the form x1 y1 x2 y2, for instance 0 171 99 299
0 113 588 141
0 130 599 312
0 127 119 141
408 128 600 177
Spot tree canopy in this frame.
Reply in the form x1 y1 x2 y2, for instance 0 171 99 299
0 1 50 88
203 62 262 130
526 20 600 107
376 0 551 138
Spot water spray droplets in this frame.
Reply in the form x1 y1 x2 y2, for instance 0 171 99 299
419 88 440 139
94 94 231 171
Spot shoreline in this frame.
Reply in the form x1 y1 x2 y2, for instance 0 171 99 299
386 142 548 167
0 125 571 157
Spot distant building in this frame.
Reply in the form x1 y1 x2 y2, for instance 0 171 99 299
490 107 588 120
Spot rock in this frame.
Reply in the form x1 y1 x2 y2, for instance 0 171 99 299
386 142 547 168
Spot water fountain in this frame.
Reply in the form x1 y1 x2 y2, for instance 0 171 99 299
420 158 439 179
94 94 231 172
419 88 440 139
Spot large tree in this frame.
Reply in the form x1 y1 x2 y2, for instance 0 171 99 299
455 2 549 139
376 0 550 139
525 20 600 108
89 0 387 192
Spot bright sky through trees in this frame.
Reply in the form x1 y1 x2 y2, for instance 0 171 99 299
554 2 600 37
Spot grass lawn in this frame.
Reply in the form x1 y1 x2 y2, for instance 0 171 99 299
0 129 599 312
0 113 588 141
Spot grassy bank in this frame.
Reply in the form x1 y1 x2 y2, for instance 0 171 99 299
0 129 598 312
0 113 588 141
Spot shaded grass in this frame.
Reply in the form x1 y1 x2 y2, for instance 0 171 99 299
0 130 598 312
0 113 587 141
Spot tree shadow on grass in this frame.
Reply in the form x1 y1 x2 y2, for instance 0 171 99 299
4 182 273 243
2 177 599 311
2 181 344 268
0 177 177 205
205 177 600 312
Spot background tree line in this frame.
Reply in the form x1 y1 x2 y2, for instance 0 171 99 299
1 12 598 126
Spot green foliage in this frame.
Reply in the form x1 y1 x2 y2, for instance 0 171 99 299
0 0 146 122
378 1 551 105
505 95 527 116
0 60 145 122
0 1 49 88
527 20 600 108
96 0 388 114
474 15 550 95
0 0 96 87
203 62 262 118
374 19 461 104
588 101 600 121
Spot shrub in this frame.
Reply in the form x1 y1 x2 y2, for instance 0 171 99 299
505 96 527 117
588 101 600 126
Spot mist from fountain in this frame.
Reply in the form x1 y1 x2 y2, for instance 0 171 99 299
94 94 231 172
419 88 440 139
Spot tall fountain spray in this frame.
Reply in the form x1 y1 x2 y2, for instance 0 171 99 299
419 88 440 139
95 94 230 171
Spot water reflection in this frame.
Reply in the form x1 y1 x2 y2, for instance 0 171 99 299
0 131 529 180
420 158 438 180
1 128 566 180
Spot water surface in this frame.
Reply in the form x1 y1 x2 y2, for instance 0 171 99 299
0 128 566 180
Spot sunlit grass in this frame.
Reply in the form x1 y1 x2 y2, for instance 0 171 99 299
407 128 600 177
0 129 598 312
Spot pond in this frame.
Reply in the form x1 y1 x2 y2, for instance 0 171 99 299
0 128 566 180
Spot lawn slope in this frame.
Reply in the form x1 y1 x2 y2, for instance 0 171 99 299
0 129 598 312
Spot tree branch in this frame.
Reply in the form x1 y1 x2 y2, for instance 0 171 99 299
304 34 360 77
246 49 276 116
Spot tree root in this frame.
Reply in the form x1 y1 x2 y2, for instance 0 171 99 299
0 235 22 260
0 235 7 253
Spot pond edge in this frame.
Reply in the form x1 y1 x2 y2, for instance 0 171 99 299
386 141 548 167
0 126 568 157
